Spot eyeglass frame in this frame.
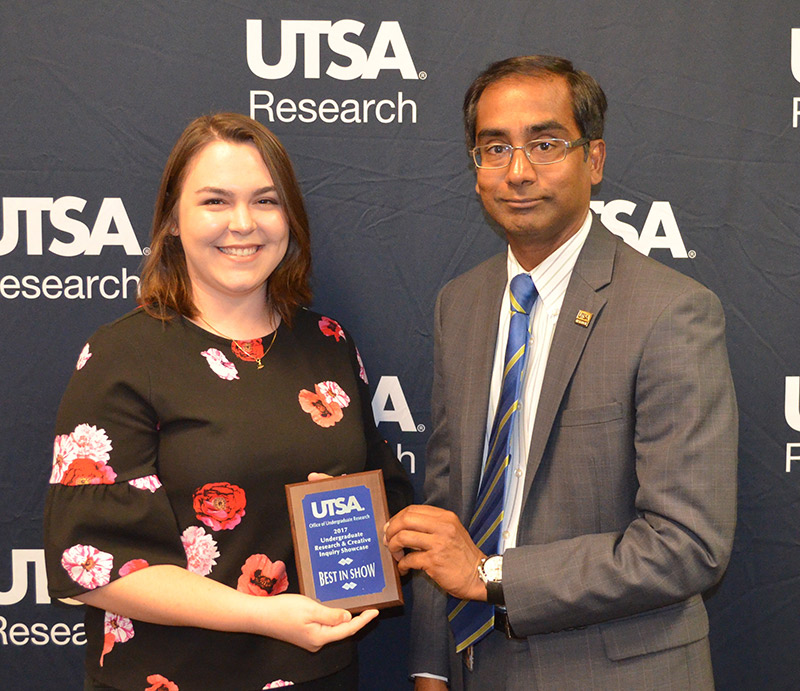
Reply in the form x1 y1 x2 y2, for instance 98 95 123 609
471 136 591 169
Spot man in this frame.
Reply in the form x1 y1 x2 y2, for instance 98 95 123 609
385 55 737 690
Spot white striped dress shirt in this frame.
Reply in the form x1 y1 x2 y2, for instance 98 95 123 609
485 211 592 552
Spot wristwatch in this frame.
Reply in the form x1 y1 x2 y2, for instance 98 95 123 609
477 554 504 606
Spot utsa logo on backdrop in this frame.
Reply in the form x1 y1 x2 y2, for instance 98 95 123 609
792 28 800 127
0 197 142 301
247 19 424 125
1 549 85 648
372 375 423 474
590 200 689 259
785 376 800 472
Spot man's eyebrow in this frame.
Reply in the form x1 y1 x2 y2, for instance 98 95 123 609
475 127 510 141
476 120 570 142
525 120 569 136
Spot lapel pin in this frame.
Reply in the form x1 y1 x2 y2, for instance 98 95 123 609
575 310 593 327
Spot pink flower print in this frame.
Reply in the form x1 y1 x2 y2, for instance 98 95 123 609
51 424 114 484
50 434 78 484
119 559 149 576
61 544 113 590
104 611 134 642
201 348 239 380
181 526 220 576
263 681 295 688
128 475 162 493
355 347 368 384
319 316 346 342
317 381 350 408
70 423 113 464
100 611 134 666
76 343 92 370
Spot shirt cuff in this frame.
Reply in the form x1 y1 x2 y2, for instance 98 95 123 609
411 672 449 682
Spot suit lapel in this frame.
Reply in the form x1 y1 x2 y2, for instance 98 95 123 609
520 219 617 505
458 255 506 517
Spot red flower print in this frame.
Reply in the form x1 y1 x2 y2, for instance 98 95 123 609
119 559 149 577
145 674 179 691
319 316 346 342
192 482 247 531
298 388 343 428
231 338 265 363
237 554 289 596
60 457 117 485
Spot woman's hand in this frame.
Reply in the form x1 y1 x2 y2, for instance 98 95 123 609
307 472 334 482
259 594 377 652
76 565 376 651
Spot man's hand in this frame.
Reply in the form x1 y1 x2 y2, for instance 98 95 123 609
384 504 486 601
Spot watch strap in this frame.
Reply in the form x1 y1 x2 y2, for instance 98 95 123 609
486 578 505 606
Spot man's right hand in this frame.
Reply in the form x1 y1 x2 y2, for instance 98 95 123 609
415 678 448 691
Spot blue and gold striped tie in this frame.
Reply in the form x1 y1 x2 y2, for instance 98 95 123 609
448 272 538 653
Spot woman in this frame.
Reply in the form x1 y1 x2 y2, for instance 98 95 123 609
43 113 412 691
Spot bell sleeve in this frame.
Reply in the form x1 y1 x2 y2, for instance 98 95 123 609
43 324 187 599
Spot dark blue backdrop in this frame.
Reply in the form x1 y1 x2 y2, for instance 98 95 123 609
2 2 799 688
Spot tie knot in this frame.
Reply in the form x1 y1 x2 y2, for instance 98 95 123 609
509 273 537 315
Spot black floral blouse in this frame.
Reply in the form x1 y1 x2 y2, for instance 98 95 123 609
43 307 412 691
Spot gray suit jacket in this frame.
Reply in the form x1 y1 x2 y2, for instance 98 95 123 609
411 217 738 689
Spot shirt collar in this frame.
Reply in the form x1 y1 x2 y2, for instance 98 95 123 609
506 210 592 307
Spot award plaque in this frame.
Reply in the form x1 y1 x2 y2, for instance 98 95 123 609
285 469 403 612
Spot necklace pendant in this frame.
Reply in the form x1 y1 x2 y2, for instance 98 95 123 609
256 359 264 370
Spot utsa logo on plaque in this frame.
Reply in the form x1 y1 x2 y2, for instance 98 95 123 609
246 19 419 80
785 376 800 471
311 496 366 519
793 29 800 127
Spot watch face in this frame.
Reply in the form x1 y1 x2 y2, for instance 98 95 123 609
482 555 503 582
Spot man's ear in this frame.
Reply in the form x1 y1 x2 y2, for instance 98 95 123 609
588 139 606 186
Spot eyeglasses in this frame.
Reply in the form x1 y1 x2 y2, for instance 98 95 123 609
471 137 590 169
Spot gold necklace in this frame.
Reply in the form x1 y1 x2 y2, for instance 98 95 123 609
196 315 278 370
